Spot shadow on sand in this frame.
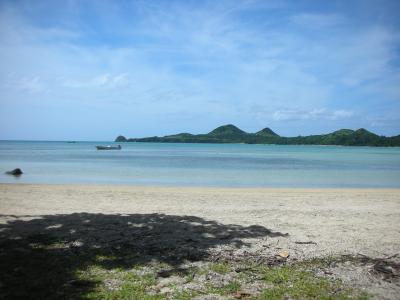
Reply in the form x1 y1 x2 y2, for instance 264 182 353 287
0 213 287 299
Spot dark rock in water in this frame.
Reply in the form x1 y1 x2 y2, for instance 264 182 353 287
6 168 23 176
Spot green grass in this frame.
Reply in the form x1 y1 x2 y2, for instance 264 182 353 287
76 260 370 300
57 257 373 300
0 243 371 300
255 265 369 300
82 269 162 300
172 290 202 300
207 280 241 294
209 262 231 274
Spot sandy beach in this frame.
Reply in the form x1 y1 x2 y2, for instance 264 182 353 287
1 184 399 258
1 184 399 299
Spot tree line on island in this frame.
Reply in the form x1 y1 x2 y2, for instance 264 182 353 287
115 124 400 147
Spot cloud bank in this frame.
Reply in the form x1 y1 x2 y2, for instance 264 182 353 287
0 0 399 140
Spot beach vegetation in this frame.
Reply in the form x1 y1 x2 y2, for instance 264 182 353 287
257 265 369 300
117 124 400 147
76 260 370 299
209 262 231 274
0 213 375 299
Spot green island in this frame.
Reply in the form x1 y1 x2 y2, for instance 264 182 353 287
116 124 400 146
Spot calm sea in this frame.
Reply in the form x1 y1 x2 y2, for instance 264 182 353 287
0 141 399 188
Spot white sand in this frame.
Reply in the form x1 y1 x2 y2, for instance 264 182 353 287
1 184 399 259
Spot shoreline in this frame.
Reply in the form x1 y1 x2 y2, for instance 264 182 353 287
1 184 399 298
2 182 400 190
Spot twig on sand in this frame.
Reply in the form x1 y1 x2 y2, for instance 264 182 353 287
295 241 317 245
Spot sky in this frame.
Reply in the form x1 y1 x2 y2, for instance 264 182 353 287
0 0 399 140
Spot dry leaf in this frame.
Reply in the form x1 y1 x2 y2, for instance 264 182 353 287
278 250 289 258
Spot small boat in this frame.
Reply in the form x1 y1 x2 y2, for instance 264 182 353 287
96 145 122 150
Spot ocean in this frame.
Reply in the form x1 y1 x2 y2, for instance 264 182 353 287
0 141 399 188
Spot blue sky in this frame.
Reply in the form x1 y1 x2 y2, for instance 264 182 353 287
0 0 399 140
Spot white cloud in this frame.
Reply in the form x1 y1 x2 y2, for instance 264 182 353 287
272 108 354 121
0 74 45 93
20 76 43 93
331 110 353 120
0 1 399 139
328 27 399 87
62 73 130 88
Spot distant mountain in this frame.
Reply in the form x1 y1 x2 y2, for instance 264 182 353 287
208 124 247 136
281 128 391 146
255 127 279 137
115 135 127 142
116 125 400 147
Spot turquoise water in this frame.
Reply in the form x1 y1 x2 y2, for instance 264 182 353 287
0 141 399 187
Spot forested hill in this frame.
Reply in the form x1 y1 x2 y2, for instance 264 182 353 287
115 125 400 147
